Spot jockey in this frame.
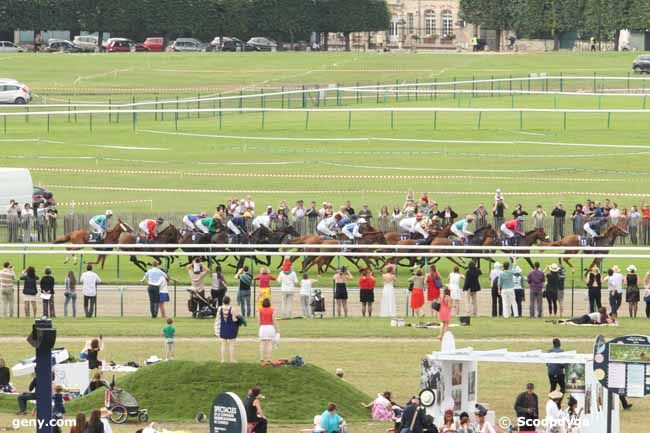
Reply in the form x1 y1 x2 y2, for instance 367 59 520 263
182 212 207 232
89 210 112 240
227 213 250 238
399 213 428 239
317 214 339 238
584 217 607 240
195 217 219 235
450 214 476 242
139 217 164 241
342 218 367 241
252 212 278 232
336 213 352 229
500 216 525 240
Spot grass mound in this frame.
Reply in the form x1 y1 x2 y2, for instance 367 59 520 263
61 361 370 423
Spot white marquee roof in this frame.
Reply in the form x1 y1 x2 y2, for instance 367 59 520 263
427 348 592 364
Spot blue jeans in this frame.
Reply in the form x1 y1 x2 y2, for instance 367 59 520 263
64 292 77 317
239 291 251 317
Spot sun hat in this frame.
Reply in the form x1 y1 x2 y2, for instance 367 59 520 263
627 265 637 273
549 263 560 272
494 262 501 269
513 265 522 274
612 265 621 273
549 390 564 400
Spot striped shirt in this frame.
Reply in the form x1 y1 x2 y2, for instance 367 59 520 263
0 268 15 291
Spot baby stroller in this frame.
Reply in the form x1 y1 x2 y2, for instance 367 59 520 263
310 289 326 318
187 289 217 318
104 378 148 424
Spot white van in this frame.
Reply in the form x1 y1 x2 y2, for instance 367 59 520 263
73 35 99 52
0 168 33 215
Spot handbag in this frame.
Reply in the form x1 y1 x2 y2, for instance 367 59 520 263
644 294 650 303
399 406 418 433
434 277 443 289
431 301 441 312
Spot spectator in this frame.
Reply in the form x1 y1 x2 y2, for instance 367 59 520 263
527 262 545 318
86 337 103 370
254 267 276 311
215 295 239 363
358 268 376 317
380 265 397 317
514 383 539 432
532 205 546 230
625 265 640 318
513 265 526 317
188 259 209 294
408 267 426 318
557 263 566 316
80 264 101 318
46 204 58 241
545 391 564 430
499 262 517 319
15 373 36 415
277 261 298 318
585 265 602 313
211 267 228 307
70 413 86 433
545 264 561 317
36 203 46 242
64 270 77 317
162 318 175 361
609 203 621 225
245 387 268 433
391 207 403 223
457 411 474 433
141 261 167 319
21 203 33 243
489 262 503 317
551 203 566 241
333 267 353 317
605 266 623 315
474 203 488 229
463 262 481 316
437 206 458 225
0 358 11 392
20 266 38 318
642 203 650 244
40 267 55 318
492 198 507 228
547 338 565 393
447 266 464 315
258 298 279 362
629 206 640 245
320 403 346 433
512 204 529 230
474 405 496 433
85 409 103 433
0 262 16 318
643 272 650 318
362 391 393 421
299 273 317 317
344 200 355 216
358 204 373 225
87 372 108 393
399 397 424 433
572 204 585 236
235 266 253 318
291 200 306 230
425 265 442 316
438 288 452 341
377 206 390 231
6 200 20 242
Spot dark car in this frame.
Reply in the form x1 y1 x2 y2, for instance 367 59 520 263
106 38 149 53
247 37 277 52
632 55 650 73
220 37 257 52
33 186 55 208
45 40 83 53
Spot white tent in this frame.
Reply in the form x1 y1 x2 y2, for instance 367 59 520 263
421 334 619 433
0 168 33 214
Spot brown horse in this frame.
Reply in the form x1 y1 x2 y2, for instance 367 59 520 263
493 228 548 269
120 224 181 272
544 225 628 270
54 219 133 268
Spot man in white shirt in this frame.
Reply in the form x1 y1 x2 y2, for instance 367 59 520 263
604 265 624 315
80 264 101 318
243 195 255 212
141 261 168 318
252 213 276 232
489 262 503 317
0 262 16 317
277 263 298 318
545 391 564 431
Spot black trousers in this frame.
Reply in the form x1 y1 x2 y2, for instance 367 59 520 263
84 295 96 318
588 288 601 313
548 373 566 393
515 289 525 316
646 302 650 318
147 285 160 318
491 282 503 317
609 292 622 315
250 418 267 433
211 288 226 307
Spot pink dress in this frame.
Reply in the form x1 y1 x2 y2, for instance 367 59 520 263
439 296 451 322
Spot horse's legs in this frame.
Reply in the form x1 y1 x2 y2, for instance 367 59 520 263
446 256 466 270
130 255 148 272
525 257 535 269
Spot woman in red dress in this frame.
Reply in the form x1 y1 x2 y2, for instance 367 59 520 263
408 268 425 317
425 265 441 316
438 288 453 341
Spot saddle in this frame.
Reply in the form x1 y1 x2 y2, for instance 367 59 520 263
319 235 335 241
451 239 463 247
136 236 150 244
87 233 104 244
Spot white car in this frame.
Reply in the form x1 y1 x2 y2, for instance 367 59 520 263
73 35 101 52
0 41 24 52
0 80 32 104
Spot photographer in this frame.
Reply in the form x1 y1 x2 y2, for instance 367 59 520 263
6 200 20 242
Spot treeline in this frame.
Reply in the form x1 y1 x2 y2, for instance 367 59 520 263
0 0 390 50
460 0 650 50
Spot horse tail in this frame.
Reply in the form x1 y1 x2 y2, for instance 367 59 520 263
53 233 71 244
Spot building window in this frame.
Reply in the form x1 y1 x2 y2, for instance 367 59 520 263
390 20 398 38
407 13 414 35
424 10 436 36
442 10 454 37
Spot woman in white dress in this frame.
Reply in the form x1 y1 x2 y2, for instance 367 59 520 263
380 265 397 317
448 266 464 315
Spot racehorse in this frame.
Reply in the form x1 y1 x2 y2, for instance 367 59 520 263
544 225 628 271
54 219 133 268
119 224 181 272
248 225 301 267
495 228 548 268
428 225 498 269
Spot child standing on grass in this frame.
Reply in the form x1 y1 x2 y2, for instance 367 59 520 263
162 318 175 361
300 273 317 317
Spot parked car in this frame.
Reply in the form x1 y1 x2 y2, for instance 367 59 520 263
632 55 650 73
247 37 277 51
143 37 165 52
32 186 55 209
106 38 149 52
210 36 256 52
45 40 83 53
0 41 24 53
73 35 102 52
169 38 208 52
0 79 32 104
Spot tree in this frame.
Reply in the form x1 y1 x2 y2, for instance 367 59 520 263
460 0 517 51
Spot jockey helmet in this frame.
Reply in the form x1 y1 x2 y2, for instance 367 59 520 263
269 212 278 219
105 210 113 216
358 218 367 224
466 214 476 221
516 216 525 221
243 212 253 218
200 212 208 218
156 217 164 224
